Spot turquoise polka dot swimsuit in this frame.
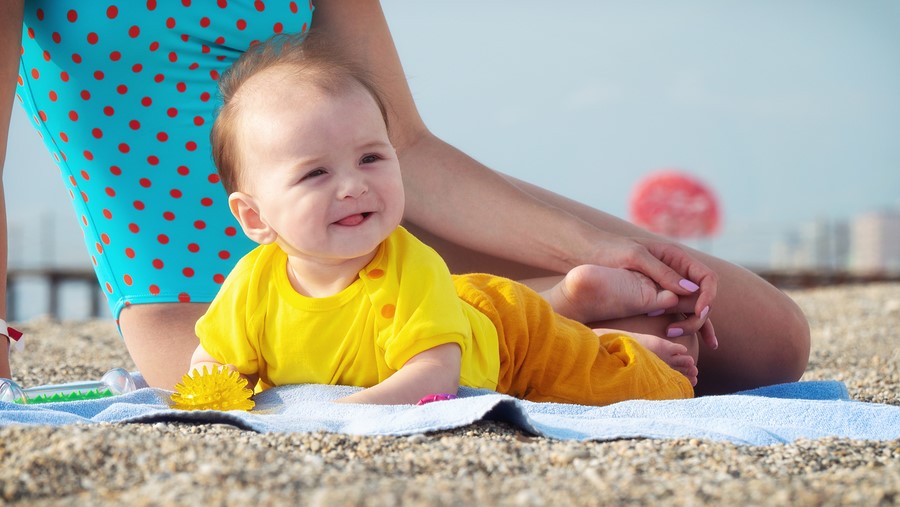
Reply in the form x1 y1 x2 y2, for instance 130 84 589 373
16 1 314 319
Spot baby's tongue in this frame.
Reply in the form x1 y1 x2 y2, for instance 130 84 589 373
336 214 365 226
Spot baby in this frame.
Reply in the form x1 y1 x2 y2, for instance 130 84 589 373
188 33 697 405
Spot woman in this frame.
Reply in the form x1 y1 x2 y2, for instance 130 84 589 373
0 0 808 393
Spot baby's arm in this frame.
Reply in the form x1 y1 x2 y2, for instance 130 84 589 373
336 343 462 405
188 344 260 387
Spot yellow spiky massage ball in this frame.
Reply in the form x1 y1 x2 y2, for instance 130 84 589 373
170 366 255 411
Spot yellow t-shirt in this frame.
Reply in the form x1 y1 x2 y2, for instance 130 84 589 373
195 227 500 392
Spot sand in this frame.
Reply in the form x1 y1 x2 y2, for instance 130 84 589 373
2 283 899 506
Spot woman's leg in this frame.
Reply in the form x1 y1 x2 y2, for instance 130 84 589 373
118 302 209 390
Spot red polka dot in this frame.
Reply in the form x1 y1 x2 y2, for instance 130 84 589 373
236 19 247 30
94 70 105 80
80 170 90 181
60 71 70 82
141 97 152 107
71 53 82 64
185 141 197 151
214 36 225 45
163 211 175 221
125 248 135 258
367 269 385 279
105 187 116 197
274 22 283 34
38 111 47 121
103 209 112 219
128 223 140 233
42 51 51 61
37 8 45 20
123 274 133 286
157 234 169 244
106 283 114 294
168 52 178 63
59 132 69 142
290 2 298 13
170 189 183 198
167 107 178 117
101 233 110 245
213 274 225 284
381 304 396 319
117 84 128 94
176 82 187 93
194 221 206 230
183 0 191 6
52 32 62 44
110 165 122 175
208 174 220 184
92 128 103 138
200 92 211 102
200 17 211 27
81 215 88 225
30 68 40 79
129 26 140 38
152 259 164 269
200 197 213 207
189 62 200 70
255 1 265 11
154 73 165 83
139 178 152 188
201 45 210 54
177 166 190 176
178 293 191 303
157 132 168 141
149 285 160 296
193 116 204 126
218 250 230 260
133 200 145 210
218 0 227 7
147 156 159 166
87 33 99 45
132 63 143 73
48 90 58 102
182 268 195 278
149 41 159 52
166 17 176 29
95 242 104 253
130 120 141 130
147 0 157 10
82 150 93 160
110 51 121 61
118 143 130 153
225 226 237 236
103 106 115 116
81 191 89 202
188 243 200 253
68 176 77 186
107 6 118 19
69 110 79 121
67 10 78 22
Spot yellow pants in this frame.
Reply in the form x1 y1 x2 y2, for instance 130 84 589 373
454 274 693 405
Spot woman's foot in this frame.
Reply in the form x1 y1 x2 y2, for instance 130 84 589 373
545 264 678 323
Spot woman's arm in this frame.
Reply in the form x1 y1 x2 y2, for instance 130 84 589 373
336 343 462 405
0 0 25 379
311 1 716 331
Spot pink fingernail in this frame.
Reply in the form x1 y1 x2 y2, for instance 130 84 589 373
647 309 665 317
679 279 700 292
667 328 684 338
700 306 710 320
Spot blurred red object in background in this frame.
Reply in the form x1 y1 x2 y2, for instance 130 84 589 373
629 170 721 239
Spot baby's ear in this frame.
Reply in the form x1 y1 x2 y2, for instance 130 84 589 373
228 192 276 244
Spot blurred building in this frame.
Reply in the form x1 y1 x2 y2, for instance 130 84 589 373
771 217 849 271
849 210 900 274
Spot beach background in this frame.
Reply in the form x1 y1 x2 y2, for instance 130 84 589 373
2 282 899 505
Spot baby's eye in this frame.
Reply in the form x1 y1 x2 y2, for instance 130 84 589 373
301 168 326 181
360 154 382 165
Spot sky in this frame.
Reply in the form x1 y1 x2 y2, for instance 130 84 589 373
5 0 900 282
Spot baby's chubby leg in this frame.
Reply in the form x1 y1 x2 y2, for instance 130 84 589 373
595 314 700 386
539 264 679 324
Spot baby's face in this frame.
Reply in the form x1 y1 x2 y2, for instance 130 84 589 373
236 70 404 264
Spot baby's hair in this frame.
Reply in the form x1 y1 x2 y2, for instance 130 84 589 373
211 31 390 195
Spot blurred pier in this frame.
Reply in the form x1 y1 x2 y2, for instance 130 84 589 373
6 267 103 321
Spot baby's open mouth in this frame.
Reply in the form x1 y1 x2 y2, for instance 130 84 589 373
335 212 372 226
